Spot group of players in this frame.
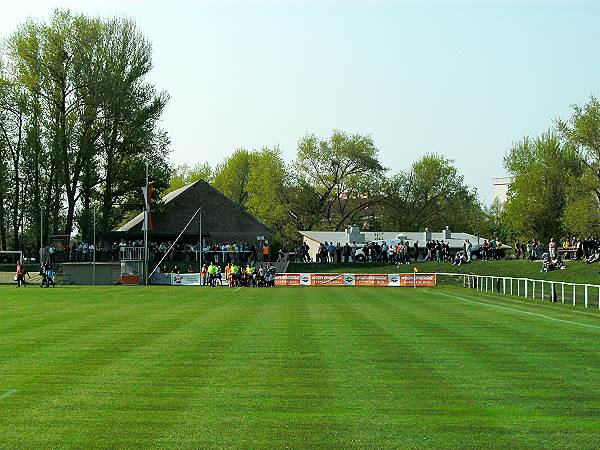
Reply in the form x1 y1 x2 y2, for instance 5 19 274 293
14 261 56 288
202 262 277 287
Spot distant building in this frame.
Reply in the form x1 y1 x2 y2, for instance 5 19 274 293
492 177 514 204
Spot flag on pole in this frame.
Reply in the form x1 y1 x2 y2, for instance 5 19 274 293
141 185 153 231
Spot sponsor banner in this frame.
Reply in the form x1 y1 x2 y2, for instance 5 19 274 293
172 273 201 286
343 273 355 286
388 273 400 287
275 273 301 286
300 273 311 285
399 273 437 287
149 273 171 285
354 273 389 287
311 273 344 286
121 274 141 286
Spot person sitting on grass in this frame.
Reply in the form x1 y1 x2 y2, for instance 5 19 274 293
541 254 565 272
586 250 600 264
452 251 468 267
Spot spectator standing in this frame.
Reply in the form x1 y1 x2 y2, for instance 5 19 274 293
549 238 557 259
381 242 389 263
343 243 351 263
327 242 336 263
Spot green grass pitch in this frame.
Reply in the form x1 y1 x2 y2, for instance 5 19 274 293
1 285 599 448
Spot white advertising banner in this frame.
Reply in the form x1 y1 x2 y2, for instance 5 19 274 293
387 274 400 287
172 273 201 286
300 273 311 285
343 274 355 286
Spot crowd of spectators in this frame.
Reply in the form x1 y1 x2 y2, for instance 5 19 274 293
49 239 272 265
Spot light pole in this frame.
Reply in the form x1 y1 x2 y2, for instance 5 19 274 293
199 208 202 274
39 206 43 263
144 161 149 286
93 206 97 286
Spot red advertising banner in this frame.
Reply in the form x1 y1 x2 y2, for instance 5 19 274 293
275 273 301 286
311 273 344 286
354 273 390 287
399 273 437 287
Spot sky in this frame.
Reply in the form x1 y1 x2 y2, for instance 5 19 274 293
1 0 599 204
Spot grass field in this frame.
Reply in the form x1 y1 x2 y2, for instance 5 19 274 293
1 285 600 448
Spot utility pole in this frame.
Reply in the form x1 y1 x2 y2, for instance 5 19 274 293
144 161 149 286
199 208 202 273
93 206 96 286
40 206 43 263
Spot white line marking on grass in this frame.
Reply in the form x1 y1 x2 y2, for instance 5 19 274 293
0 389 17 400
436 292 600 331
234 287 242 292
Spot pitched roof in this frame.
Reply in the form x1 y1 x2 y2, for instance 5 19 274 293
115 182 197 232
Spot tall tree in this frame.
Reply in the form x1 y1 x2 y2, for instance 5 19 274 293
213 149 255 207
379 154 483 234
166 162 214 194
292 131 385 231
557 96 600 237
503 132 582 243
96 17 170 232
0 69 28 249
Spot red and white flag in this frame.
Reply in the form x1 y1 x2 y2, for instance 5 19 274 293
141 185 153 231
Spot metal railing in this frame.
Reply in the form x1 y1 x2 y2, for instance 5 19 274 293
436 272 600 309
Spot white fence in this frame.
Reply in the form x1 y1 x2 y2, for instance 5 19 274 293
437 272 600 309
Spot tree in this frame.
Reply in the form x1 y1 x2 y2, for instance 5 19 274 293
244 148 292 239
167 162 213 194
556 96 600 237
379 154 484 234
212 147 294 239
0 67 28 249
212 149 255 207
291 131 385 231
502 132 582 243
2 9 171 249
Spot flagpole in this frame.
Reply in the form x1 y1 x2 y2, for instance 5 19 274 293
144 161 149 286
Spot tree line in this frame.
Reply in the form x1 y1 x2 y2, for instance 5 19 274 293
10 10 593 254
168 130 488 245
493 96 600 245
0 10 170 252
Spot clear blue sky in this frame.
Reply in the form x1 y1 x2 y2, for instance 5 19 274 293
2 0 599 203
